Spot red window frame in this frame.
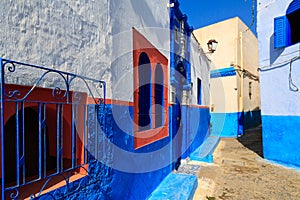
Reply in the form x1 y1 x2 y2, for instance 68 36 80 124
132 28 169 149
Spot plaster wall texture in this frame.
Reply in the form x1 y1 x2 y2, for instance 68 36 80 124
257 0 300 167
0 0 170 101
190 35 210 106
0 1 213 199
0 1 112 95
209 76 238 113
257 0 300 116
0 0 211 105
194 17 260 114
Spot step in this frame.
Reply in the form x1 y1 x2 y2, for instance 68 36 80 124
190 135 220 163
147 173 198 200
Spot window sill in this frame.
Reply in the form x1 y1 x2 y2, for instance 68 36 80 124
134 126 169 149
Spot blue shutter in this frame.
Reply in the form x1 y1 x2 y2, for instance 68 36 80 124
286 0 300 15
274 16 291 48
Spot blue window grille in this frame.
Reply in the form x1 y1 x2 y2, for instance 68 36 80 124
0 58 106 199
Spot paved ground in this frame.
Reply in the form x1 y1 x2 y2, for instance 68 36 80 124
177 127 300 200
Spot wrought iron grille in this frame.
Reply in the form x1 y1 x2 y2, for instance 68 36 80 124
0 58 106 199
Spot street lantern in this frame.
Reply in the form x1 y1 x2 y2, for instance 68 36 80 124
207 39 218 53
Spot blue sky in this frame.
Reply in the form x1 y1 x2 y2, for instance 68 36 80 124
178 0 257 35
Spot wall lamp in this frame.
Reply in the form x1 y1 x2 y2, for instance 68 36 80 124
207 39 218 53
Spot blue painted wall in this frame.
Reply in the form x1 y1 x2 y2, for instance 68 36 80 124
181 106 210 158
211 112 240 137
262 115 300 168
257 0 300 168
211 110 261 138
39 103 210 199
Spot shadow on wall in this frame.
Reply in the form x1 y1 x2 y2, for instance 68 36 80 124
238 125 263 157
130 0 156 26
270 33 284 65
129 0 168 46
243 109 262 130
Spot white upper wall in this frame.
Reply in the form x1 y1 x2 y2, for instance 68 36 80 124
0 0 170 101
109 0 170 102
190 35 210 106
0 0 211 105
257 0 300 116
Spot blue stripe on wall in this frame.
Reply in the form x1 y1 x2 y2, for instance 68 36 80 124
210 66 236 79
211 112 240 137
262 115 300 167
211 111 261 138
181 106 210 158
41 103 211 199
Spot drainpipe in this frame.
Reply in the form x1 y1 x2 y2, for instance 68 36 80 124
239 31 244 112
238 31 244 135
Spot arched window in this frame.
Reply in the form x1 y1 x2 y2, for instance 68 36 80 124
155 64 164 128
133 28 169 149
138 52 151 131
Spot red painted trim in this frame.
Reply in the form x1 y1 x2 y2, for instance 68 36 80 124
1 84 87 179
133 28 169 149
87 97 134 106
134 126 169 149
106 99 134 106
189 105 210 109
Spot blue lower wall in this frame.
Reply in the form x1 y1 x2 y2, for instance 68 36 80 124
105 104 172 200
41 103 210 199
181 106 210 158
262 115 300 168
211 110 261 138
211 112 239 137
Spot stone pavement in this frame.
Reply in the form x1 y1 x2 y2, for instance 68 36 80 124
176 127 300 200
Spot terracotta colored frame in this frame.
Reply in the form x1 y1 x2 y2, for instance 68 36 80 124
132 28 169 149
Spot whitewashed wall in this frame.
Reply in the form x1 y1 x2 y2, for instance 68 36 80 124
109 0 170 102
190 35 210 106
0 0 170 100
257 0 300 116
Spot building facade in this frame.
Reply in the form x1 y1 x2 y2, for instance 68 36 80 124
194 17 261 137
0 0 211 199
257 0 300 167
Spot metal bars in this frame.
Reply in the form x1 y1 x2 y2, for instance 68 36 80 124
0 58 106 200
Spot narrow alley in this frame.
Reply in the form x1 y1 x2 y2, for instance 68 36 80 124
177 127 300 200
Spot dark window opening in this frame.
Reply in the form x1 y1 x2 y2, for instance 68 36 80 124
174 26 179 43
287 9 300 44
249 81 252 99
197 78 202 105
138 52 151 131
4 108 55 186
176 61 187 85
155 64 164 128
274 1 300 48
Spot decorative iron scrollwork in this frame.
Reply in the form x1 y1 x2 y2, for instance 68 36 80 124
1 58 106 200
